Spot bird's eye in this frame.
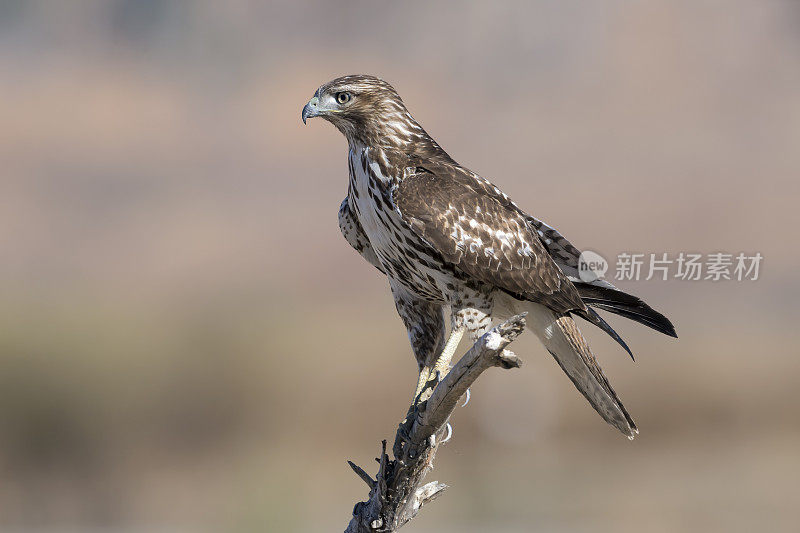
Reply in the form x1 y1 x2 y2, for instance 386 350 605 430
336 92 352 104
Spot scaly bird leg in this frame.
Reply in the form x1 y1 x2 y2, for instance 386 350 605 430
412 327 465 403
413 365 432 402
431 326 464 381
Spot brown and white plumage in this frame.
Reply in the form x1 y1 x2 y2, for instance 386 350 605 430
305 75 676 438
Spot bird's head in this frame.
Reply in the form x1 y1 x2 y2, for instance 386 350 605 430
302 74 423 147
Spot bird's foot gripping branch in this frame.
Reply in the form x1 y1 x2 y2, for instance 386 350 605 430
344 313 527 533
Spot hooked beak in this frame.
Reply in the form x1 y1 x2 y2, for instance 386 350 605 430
302 96 320 125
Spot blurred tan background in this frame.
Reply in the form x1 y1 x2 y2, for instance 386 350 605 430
1 1 799 532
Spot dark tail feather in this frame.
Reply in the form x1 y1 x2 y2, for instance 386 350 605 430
576 307 635 361
576 283 678 338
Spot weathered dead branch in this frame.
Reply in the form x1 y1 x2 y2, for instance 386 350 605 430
345 313 527 532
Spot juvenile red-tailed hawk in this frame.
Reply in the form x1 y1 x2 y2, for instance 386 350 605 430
302 75 676 438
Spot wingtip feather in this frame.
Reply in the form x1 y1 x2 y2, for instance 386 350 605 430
579 307 636 361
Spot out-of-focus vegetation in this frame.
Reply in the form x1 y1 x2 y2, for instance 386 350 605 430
1 1 799 531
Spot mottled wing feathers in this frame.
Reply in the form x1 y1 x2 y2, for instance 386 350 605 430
526 216 582 273
393 163 585 315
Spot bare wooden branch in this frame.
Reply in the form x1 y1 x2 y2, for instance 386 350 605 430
345 313 527 533
348 460 375 489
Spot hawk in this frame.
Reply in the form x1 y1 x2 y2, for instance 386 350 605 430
302 75 676 438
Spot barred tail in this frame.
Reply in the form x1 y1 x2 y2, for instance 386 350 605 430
524 301 638 438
